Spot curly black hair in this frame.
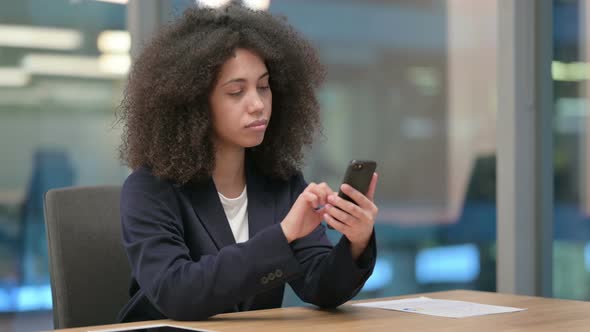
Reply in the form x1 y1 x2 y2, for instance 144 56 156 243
118 3 325 185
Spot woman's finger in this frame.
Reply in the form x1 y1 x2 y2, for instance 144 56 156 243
302 192 319 209
325 203 357 226
366 172 378 202
340 184 372 209
324 213 348 233
327 194 365 220
306 182 333 206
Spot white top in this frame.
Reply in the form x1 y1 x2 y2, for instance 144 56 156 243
218 186 249 243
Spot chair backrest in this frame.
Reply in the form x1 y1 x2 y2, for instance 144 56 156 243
44 186 130 329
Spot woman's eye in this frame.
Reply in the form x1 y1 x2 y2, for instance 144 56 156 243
228 90 243 96
257 86 270 91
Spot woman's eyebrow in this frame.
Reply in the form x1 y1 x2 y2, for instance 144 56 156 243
221 72 269 87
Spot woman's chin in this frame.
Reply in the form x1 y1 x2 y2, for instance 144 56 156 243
241 136 265 148
243 141 264 148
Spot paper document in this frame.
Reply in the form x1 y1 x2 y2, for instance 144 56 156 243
353 297 526 318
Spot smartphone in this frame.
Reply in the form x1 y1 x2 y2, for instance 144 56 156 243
337 160 377 203
326 160 377 229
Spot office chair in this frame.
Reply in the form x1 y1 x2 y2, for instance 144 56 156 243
44 186 130 329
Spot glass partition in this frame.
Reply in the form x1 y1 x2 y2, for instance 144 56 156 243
262 0 498 304
552 0 590 300
0 0 128 315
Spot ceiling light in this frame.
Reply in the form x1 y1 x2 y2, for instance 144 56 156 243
99 54 131 75
0 25 82 50
21 53 128 79
0 68 30 87
93 0 128 4
242 0 271 11
97 30 131 53
196 0 232 8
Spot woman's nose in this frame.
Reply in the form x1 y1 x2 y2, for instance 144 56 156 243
247 93 264 113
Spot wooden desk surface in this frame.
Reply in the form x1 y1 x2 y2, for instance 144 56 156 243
53 290 590 332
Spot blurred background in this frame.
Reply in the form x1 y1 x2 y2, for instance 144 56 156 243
0 0 588 331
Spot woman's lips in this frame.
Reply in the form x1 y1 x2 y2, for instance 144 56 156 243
246 119 268 131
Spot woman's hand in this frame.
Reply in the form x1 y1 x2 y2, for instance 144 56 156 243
323 173 378 260
281 182 335 243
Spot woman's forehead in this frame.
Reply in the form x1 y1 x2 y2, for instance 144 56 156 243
217 48 268 83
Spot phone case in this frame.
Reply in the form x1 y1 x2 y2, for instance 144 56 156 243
337 160 377 204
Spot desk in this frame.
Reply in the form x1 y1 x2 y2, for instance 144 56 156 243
53 290 590 332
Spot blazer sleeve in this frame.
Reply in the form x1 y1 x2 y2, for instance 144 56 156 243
121 171 304 321
286 172 377 307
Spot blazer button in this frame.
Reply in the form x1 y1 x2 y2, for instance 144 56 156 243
267 273 276 281
275 269 284 278
261 276 268 285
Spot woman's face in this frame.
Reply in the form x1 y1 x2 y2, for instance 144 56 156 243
209 48 272 151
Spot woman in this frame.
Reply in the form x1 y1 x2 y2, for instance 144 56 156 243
117 3 379 322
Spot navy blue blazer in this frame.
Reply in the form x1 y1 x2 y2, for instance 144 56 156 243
118 164 376 322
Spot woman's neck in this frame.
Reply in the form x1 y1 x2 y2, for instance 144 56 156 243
212 144 246 199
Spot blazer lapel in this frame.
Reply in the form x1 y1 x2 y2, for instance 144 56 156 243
245 165 277 238
188 178 236 250
241 164 277 311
